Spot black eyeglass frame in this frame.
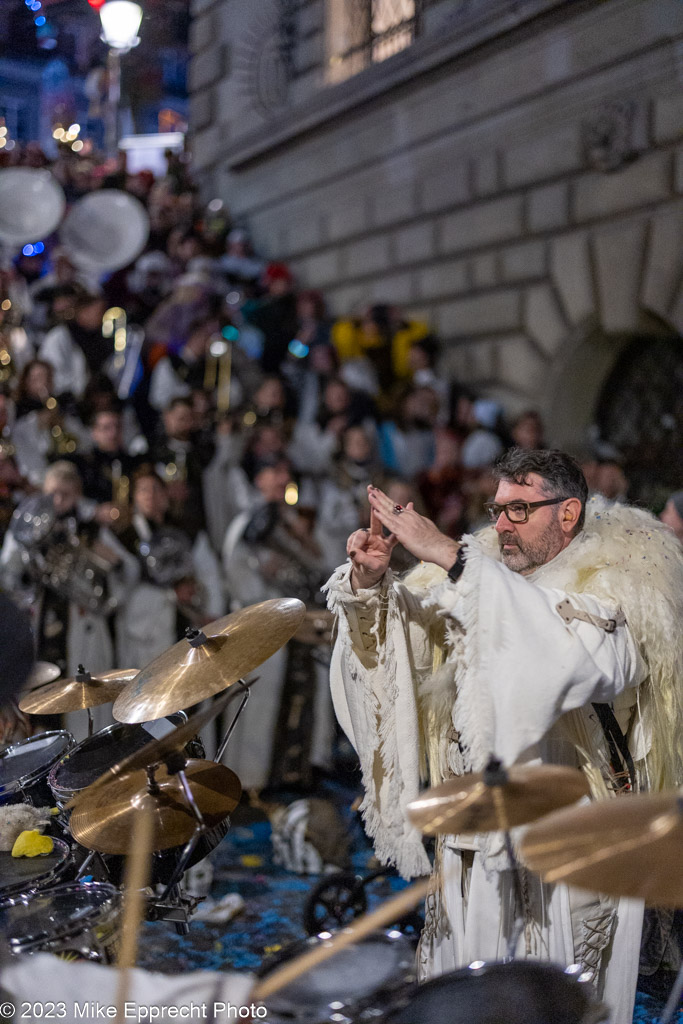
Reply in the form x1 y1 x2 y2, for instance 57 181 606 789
484 496 571 524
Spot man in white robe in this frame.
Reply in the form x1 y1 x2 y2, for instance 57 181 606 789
325 448 683 1024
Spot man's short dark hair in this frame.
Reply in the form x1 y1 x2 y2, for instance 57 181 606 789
494 448 588 533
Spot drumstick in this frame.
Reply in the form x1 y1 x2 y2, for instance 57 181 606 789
251 876 431 1003
115 796 155 1024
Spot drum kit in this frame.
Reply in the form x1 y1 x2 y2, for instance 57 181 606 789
1 590 682 1022
0 597 306 963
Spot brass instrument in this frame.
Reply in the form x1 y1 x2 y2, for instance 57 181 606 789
10 495 120 615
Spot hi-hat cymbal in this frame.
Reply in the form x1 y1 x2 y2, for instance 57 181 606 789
70 758 241 854
23 661 61 692
113 597 306 723
407 764 590 835
520 790 683 908
65 687 240 809
18 667 139 714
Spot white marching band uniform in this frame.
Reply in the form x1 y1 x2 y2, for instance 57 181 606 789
325 497 683 1024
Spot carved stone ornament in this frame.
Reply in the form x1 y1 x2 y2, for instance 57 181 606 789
582 100 637 173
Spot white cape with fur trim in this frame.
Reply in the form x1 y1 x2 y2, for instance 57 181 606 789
324 498 683 1024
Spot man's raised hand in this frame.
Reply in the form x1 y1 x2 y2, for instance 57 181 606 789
347 508 397 590
367 486 460 570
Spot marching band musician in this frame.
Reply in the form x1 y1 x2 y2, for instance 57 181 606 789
222 452 333 791
116 466 224 671
0 460 139 737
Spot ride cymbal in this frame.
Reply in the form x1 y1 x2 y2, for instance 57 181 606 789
520 790 683 908
407 763 590 835
65 687 239 808
18 667 139 714
70 759 241 854
113 597 306 723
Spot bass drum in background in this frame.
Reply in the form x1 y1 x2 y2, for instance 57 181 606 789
382 961 607 1024
0 168 65 247
60 189 149 274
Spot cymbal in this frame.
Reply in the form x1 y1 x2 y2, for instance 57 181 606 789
65 686 239 808
520 790 683 908
294 609 334 646
18 667 139 714
23 661 61 692
70 759 241 854
407 764 590 835
113 597 306 723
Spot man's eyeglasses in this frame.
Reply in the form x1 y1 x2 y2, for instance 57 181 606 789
484 497 570 524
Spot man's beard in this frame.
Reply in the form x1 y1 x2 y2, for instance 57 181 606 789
498 515 564 574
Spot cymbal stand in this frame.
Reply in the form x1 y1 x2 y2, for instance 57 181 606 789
215 679 250 763
86 707 95 737
483 757 527 961
156 754 207 902
660 962 683 1024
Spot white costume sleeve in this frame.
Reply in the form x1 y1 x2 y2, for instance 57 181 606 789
325 563 436 877
432 541 646 770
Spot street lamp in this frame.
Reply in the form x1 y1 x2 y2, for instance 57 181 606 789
99 1 142 157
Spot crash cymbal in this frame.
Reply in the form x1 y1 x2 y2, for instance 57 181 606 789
520 790 683 908
113 597 306 723
407 763 590 835
65 686 239 808
18 667 139 714
70 758 241 854
23 661 61 692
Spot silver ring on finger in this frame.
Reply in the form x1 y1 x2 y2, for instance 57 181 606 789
392 504 404 515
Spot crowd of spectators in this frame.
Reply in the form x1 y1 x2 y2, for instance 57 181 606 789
0 141 681 773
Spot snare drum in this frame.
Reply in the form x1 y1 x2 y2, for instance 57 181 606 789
48 714 201 806
0 882 120 962
382 961 608 1024
0 837 73 904
258 930 416 1024
0 731 74 806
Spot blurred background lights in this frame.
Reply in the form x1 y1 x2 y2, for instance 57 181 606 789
284 482 299 506
34 16 46 26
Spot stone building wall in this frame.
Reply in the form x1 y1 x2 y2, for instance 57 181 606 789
188 0 683 446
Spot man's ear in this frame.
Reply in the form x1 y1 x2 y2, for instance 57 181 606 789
561 498 582 533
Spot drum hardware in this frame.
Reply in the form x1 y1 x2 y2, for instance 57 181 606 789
19 665 138 736
215 678 250 763
68 758 240 856
112 597 306 724
67 687 240 808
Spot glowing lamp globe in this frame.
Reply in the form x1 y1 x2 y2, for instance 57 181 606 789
99 1 142 50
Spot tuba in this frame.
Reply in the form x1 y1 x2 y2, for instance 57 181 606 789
60 189 149 276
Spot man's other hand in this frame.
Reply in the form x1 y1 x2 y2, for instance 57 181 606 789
347 508 397 590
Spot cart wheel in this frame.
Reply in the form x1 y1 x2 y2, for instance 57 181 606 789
303 871 368 935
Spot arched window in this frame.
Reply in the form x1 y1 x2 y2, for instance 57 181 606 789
595 335 683 507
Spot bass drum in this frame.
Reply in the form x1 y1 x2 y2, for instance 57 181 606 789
382 961 608 1024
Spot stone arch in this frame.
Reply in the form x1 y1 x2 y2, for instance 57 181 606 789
534 201 683 448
